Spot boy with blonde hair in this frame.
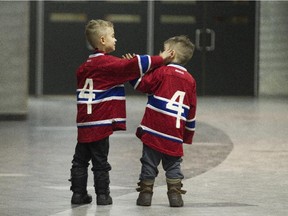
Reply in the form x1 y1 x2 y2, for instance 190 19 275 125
69 19 173 205
130 35 197 207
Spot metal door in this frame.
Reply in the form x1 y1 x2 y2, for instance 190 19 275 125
42 1 148 95
203 1 257 95
153 1 257 96
31 1 257 96
153 1 204 94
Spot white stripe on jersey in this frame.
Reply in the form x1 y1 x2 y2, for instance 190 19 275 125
77 96 126 105
77 118 126 127
140 125 183 143
89 53 105 58
146 104 187 121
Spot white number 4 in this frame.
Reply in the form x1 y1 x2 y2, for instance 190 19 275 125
166 91 186 128
79 78 95 114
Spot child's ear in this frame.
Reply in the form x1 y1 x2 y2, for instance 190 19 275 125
100 36 105 44
171 50 176 58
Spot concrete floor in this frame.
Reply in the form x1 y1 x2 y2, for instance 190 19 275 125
0 95 287 216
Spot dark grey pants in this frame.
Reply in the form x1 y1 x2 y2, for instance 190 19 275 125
139 144 184 180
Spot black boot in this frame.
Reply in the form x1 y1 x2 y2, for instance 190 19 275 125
136 180 154 206
94 171 112 205
71 193 92 205
70 167 92 205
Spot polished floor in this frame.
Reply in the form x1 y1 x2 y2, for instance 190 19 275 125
0 95 287 216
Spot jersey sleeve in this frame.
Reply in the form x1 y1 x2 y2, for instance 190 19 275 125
183 84 197 145
130 67 161 94
104 55 163 82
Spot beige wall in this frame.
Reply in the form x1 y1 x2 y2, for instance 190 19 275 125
259 1 288 96
0 1 287 116
0 2 29 119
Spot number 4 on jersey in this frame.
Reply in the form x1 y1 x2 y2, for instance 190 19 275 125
78 78 95 114
166 91 186 128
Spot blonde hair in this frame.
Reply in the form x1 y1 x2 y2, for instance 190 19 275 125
85 19 114 49
164 35 195 65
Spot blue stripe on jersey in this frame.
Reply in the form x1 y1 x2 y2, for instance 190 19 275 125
141 125 183 143
139 55 151 74
147 95 189 119
129 79 138 88
186 119 196 130
78 122 111 128
77 85 125 102
130 55 151 88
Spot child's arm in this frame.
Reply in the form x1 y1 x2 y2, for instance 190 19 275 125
183 86 197 145
120 49 172 84
129 67 160 94
124 49 172 92
103 53 168 87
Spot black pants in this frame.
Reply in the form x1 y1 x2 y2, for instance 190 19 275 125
72 137 111 172
70 137 111 195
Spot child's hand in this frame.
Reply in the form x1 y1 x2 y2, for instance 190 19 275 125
160 49 174 64
122 53 135 60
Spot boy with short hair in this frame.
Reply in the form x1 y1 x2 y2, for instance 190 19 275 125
130 35 197 207
70 19 173 205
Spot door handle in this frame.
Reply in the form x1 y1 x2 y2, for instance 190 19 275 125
195 29 203 51
205 28 215 51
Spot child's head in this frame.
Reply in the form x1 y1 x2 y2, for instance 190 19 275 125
164 35 195 66
85 19 117 53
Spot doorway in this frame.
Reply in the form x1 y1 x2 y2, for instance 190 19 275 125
29 1 258 96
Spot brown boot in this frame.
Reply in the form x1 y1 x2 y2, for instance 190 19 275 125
167 179 186 207
136 180 154 206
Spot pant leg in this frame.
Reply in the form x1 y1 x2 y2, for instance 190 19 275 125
162 154 184 180
139 144 162 180
89 137 111 172
70 143 92 194
72 142 92 166
89 137 112 195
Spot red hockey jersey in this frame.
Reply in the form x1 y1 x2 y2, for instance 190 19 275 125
76 51 164 143
131 63 197 157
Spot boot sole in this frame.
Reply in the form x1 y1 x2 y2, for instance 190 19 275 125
136 200 151 206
